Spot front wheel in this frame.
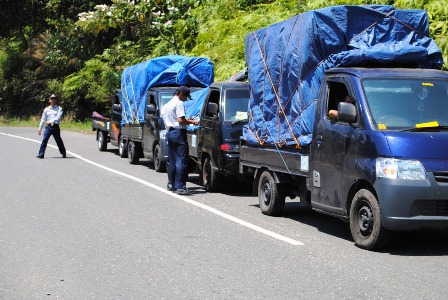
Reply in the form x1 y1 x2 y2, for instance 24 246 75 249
258 170 285 216
349 189 391 250
98 131 107 151
118 137 128 158
127 141 141 164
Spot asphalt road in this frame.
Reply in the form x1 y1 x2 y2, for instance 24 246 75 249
1 126 448 299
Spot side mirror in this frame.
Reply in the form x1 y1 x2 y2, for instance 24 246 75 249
338 102 357 123
206 102 218 116
147 104 156 114
113 104 121 113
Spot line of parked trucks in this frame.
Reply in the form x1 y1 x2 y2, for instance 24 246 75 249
92 5 448 250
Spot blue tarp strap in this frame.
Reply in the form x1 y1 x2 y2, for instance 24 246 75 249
122 67 140 125
253 31 301 148
260 109 292 175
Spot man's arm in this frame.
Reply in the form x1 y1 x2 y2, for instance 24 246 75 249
38 108 47 135
177 116 199 126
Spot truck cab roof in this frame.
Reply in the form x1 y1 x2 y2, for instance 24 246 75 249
210 81 249 89
326 67 448 79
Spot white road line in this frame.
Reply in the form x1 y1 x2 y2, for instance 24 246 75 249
1 131 304 246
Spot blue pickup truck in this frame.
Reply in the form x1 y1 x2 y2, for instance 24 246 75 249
240 67 448 250
240 5 448 250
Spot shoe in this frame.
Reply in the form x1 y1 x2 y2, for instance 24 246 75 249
167 183 173 191
175 188 191 195
36 155 44 159
62 154 66 158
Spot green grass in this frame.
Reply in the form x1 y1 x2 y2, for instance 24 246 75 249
0 116 94 134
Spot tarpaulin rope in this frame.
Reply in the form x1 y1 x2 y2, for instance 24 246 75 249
260 105 292 174
253 31 301 148
121 66 140 125
286 7 419 130
246 109 266 145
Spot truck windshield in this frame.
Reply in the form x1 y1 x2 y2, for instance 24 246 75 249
363 78 448 130
224 88 250 122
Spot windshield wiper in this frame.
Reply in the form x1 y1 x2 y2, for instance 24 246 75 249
401 125 448 132
231 119 248 126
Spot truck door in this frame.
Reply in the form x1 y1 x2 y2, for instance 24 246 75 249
143 92 157 156
310 78 360 216
110 91 122 144
199 88 220 158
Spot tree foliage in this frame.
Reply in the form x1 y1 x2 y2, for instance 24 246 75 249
0 0 447 120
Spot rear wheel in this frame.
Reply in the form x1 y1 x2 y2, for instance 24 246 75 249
118 137 128 158
258 170 285 216
127 141 141 164
202 156 222 192
98 131 107 151
153 144 166 172
349 189 391 250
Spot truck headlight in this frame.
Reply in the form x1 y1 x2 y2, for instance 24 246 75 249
376 158 426 180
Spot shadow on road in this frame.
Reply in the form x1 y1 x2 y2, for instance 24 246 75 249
106 150 448 255
255 200 448 255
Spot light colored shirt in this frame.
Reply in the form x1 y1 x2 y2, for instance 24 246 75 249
161 96 186 129
39 105 63 130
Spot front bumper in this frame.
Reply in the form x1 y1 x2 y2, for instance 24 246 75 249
374 172 448 230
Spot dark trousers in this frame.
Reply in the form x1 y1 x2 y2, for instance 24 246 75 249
167 128 188 190
38 124 66 157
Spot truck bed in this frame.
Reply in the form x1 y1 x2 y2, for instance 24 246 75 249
240 143 310 176
121 125 143 141
91 116 110 132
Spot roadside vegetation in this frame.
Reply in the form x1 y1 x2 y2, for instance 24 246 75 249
1 0 447 132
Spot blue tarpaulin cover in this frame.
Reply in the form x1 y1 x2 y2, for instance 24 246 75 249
244 5 443 146
120 55 214 126
185 87 210 131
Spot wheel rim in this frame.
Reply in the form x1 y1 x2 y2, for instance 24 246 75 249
129 143 133 160
203 160 211 188
154 147 160 169
98 134 103 148
261 180 271 206
357 201 373 236
119 140 124 155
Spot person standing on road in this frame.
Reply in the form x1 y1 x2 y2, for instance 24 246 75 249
161 86 199 195
36 94 66 159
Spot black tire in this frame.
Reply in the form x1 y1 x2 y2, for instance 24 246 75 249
153 144 166 173
118 137 128 158
98 131 107 152
258 170 285 216
349 189 391 250
127 141 140 165
202 156 222 192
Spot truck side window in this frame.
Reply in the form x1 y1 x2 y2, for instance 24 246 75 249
327 81 355 122
205 90 220 117
149 94 155 106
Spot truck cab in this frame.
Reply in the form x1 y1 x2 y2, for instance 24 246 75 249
189 82 250 192
143 87 178 172
122 86 203 171
310 67 448 249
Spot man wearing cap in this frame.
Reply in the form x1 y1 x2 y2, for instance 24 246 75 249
36 94 67 159
161 86 199 195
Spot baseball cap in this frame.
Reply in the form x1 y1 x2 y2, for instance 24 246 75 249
49 94 58 99
177 86 192 99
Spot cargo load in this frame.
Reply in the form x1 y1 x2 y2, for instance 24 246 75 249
120 55 214 126
243 5 443 146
